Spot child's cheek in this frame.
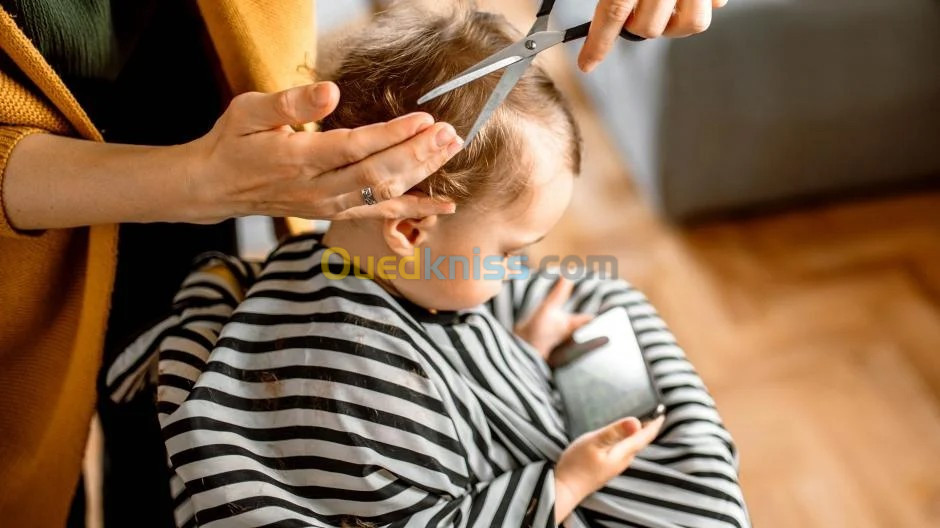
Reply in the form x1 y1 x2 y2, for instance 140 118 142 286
443 275 505 308
476 274 507 304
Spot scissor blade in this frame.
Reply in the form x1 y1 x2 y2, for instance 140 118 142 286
463 56 533 146
418 29 567 105
418 54 524 105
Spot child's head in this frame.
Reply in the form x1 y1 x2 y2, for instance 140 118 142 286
323 5 582 310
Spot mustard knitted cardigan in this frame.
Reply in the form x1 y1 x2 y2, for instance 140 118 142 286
0 2 316 525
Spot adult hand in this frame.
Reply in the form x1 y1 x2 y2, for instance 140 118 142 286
578 0 729 72
554 415 665 521
184 81 462 223
2 81 461 231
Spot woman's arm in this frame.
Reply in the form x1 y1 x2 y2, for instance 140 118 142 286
1 82 461 231
5 134 204 229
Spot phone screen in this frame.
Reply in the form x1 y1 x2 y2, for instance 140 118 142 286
554 307 663 437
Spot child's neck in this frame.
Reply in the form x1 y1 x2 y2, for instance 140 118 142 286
321 221 405 299
321 221 374 263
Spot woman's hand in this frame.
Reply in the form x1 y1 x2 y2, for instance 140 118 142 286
183 81 462 223
2 82 461 231
554 415 665 521
514 277 594 360
579 0 729 72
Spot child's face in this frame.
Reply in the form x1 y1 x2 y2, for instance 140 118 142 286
390 123 575 311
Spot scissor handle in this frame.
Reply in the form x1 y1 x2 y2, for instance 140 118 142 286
563 22 646 43
536 0 556 18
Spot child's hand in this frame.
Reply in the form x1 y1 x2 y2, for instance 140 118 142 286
554 415 665 521
514 277 594 360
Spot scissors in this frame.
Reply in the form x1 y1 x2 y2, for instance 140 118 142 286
417 0 645 145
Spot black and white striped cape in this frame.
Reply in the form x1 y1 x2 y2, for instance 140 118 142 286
107 234 750 528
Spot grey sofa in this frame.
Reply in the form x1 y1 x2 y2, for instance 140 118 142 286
555 0 940 220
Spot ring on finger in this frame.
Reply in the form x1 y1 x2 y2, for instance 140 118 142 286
361 186 378 206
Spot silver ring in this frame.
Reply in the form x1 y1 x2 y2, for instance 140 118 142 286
361 187 378 206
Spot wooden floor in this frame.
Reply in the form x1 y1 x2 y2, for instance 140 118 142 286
478 1 940 526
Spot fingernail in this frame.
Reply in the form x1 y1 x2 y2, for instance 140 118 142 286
416 120 434 133
446 137 464 156
313 82 333 106
582 60 600 73
622 417 641 433
392 111 433 125
441 202 457 214
435 125 457 148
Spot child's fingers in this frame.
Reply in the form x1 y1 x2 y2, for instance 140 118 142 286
549 336 609 368
544 276 575 311
595 417 643 448
567 313 595 334
609 415 665 461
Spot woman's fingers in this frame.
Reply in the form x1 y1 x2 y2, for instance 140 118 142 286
664 0 712 37
306 112 437 173
579 0 639 72
333 193 456 221
626 0 677 39
198 83 465 221
230 82 340 135
318 122 463 203
580 0 728 71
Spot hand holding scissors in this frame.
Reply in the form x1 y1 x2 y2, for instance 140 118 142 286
419 0 725 145
580 0 729 71
419 0 645 145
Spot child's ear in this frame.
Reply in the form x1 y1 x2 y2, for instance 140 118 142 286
383 214 439 257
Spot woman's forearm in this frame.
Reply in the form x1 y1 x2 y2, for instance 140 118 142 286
2 133 205 230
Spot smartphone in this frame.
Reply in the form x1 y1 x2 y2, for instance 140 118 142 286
553 307 665 438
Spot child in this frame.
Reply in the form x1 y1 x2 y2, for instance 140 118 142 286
108 6 748 528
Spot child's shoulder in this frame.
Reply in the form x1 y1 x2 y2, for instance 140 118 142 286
237 233 434 359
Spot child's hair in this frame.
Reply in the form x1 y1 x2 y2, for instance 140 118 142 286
320 3 582 208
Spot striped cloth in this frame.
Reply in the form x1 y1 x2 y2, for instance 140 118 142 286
106 234 750 528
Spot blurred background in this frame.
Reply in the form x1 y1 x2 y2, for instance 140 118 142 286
239 1 940 527
308 1 940 527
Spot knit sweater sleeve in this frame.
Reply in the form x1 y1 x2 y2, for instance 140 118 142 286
0 126 45 238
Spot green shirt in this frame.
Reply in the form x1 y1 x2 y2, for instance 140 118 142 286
0 0 160 81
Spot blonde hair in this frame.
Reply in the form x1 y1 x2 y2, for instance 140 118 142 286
320 4 582 207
